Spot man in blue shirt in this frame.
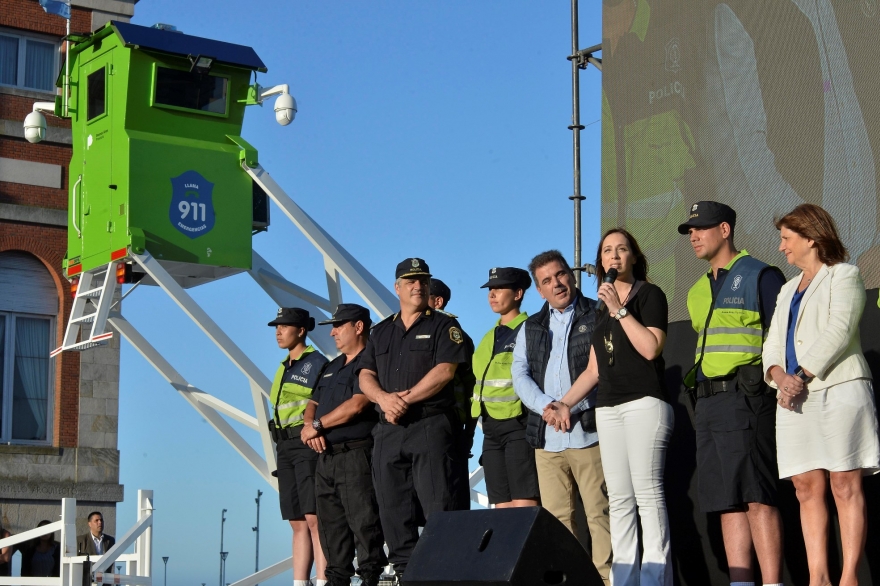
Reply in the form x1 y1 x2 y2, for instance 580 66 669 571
512 250 612 583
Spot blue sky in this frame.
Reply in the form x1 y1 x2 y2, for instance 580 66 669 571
113 2 604 584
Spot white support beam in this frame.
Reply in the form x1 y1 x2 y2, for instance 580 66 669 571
129 252 277 480
108 314 275 486
248 252 336 358
226 556 292 586
245 163 397 318
90 513 152 576
251 251 332 311
324 258 342 312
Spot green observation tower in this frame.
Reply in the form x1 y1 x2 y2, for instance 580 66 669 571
27 22 393 356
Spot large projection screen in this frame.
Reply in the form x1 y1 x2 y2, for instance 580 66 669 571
601 0 880 321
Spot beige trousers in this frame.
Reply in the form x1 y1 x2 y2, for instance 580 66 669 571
535 444 612 582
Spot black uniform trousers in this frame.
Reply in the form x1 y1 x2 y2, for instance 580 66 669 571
371 412 462 573
315 442 386 586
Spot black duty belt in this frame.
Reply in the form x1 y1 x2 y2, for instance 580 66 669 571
379 404 450 424
323 437 373 455
275 425 302 442
695 377 735 399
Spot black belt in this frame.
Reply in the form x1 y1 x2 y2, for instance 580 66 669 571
323 437 373 455
695 377 735 399
379 404 450 424
275 425 302 442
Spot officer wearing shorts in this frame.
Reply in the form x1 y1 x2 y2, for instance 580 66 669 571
680 202 786 586
357 258 470 581
267 308 329 586
472 267 540 507
300 303 386 586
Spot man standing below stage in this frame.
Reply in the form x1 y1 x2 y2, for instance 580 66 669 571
358 258 470 584
679 201 786 586
512 250 612 583
267 308 329 586
301 304 386 586
76 512 115 572
428 277 476 509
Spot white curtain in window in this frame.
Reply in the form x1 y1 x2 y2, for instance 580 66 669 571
0 35 18 86
12 317 49 441
25 39 55 91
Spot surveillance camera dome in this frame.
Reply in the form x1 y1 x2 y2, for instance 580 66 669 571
274 93 297 126
23 111 47 144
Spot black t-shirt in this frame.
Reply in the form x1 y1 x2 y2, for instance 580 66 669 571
357 308 469 413
592 282 669 408
312 351 377 445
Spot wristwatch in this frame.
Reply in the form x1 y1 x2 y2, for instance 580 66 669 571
613 307 629 321
312 418 323 431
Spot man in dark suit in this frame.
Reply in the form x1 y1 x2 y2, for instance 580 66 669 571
77 512 115 572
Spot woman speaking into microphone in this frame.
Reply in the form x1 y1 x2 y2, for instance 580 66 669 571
546 228 673 586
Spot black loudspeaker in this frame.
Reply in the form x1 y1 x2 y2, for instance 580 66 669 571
405 506 603 586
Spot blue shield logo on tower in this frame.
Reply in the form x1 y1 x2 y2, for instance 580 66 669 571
169 171 216 239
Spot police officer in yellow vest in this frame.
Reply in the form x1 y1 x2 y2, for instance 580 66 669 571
268 307 330 586
472 267 541 508
679 202 787 586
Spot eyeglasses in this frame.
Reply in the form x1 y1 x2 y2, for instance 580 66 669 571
603 331 614 366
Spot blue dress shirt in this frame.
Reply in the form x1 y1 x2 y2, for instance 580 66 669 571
511 299 599 452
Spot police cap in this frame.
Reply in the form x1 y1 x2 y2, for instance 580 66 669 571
396 258 432 279
317 303 372 327
677 201 737 234
481 267 532 290
268 307 315 331
429 279 451 303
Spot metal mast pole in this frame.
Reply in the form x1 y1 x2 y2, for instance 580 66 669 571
219 509 227 586
253 490 262 586
569 0 586 288
162 557 169 586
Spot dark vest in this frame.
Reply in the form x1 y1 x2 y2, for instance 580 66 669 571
522 291 598 448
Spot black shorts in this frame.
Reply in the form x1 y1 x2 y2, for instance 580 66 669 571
480 414 540 504
695 384 778 513
276 434 318 519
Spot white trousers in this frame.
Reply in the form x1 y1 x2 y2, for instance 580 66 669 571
597 396 674 586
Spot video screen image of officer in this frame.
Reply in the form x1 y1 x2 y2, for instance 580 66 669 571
267 308 329 586
357 258 470 581
299 303 387 586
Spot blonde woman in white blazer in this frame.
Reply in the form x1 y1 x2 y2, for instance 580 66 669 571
763 204 880 586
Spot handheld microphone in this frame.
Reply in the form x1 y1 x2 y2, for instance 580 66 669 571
595 268 618 313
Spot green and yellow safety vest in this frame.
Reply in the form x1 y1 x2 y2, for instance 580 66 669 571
269 346 327 428
685 251 769 387
471 312 528 420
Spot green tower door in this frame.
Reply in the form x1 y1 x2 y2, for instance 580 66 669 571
79 50 115 269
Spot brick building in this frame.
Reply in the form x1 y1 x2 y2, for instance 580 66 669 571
0 0 137 551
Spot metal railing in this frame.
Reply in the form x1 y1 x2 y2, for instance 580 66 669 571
0 491 154 586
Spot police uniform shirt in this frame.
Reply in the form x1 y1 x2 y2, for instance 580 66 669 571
312 350 378 445
358 309 469 411
273 348 328 427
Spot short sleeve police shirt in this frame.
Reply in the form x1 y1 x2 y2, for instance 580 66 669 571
312 351 377 445
358 309 469 410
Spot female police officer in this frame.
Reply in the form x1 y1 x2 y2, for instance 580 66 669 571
268 307 329 586
472 267 540 508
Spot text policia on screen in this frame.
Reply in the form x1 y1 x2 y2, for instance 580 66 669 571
601 0 880 321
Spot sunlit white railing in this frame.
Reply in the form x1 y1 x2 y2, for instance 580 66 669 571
0 490 154 586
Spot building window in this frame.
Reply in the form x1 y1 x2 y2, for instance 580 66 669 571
0 252 58 445
88 67 106 120
0 29 59 93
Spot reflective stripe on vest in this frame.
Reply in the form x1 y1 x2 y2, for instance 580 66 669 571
471 312 527 420
686 251 768 384
270 346 323 429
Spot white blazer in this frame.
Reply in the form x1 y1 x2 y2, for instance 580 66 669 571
763 262 871 391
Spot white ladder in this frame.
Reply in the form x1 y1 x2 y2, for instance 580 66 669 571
51 261 117 356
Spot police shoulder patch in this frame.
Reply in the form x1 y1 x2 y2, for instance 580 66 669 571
449 327 463 344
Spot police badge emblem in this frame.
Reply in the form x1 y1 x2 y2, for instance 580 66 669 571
169 170 216 239
449 327 463 344
301 363 312 375
578 325 588 333
411 259 419 268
